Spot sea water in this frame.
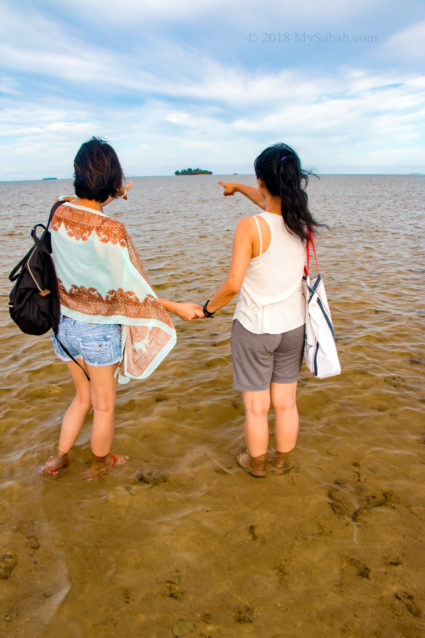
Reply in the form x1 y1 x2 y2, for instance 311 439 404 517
0 175 424 636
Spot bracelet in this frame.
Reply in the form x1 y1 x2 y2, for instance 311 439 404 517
203 300 215 318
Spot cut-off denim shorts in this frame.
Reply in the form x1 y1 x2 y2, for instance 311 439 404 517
51 315 121 367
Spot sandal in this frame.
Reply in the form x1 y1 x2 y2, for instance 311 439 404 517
235 452 266 478
267 450 287 475
39 455 69 477
83 453 129 481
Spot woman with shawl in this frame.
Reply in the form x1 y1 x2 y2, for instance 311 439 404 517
39 137 202 480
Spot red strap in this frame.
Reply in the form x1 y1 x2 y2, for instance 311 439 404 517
304 228 319 276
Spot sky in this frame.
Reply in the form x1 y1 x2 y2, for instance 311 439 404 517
0 0 424 179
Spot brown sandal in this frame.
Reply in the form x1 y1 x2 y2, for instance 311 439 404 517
83 453 129 481
267 450 287 475
235 452 266 478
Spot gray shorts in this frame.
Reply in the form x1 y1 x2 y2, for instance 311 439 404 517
231 320 305 392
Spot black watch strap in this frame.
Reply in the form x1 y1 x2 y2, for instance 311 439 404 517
203 300 215 318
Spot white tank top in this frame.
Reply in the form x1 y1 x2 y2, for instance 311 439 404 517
234 211 306 334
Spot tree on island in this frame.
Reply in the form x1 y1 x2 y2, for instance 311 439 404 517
174 168 213 175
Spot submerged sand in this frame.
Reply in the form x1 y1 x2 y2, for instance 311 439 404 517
1 175 424 637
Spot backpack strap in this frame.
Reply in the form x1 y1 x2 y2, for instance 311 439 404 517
55 336 91 381
47 200 63 228
9 201 62 283
9 246 34 282
9 227 50 287
31 224 49 248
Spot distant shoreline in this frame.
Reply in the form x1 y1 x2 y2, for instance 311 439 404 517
0 173 423 183
174 168 213 175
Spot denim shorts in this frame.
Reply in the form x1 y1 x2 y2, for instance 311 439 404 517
51 316 121 367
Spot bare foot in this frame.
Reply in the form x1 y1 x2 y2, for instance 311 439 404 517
39 454 69 477
83 454 129 481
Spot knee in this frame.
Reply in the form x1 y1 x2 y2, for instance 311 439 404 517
245 402 270 418
91 396 115 413
74 391 92 411
272 397 296 413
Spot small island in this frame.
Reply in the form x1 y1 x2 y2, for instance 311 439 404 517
175 168 212 175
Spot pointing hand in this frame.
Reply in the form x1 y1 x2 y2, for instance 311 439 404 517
218 181 238 196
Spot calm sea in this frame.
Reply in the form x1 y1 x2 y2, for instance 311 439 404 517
0 175 424 637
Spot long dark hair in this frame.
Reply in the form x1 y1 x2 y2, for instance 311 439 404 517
254 143 320 241
74 137 124 202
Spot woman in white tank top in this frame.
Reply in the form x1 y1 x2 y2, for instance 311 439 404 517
201 143 322 477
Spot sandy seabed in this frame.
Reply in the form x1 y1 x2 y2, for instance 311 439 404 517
1 174 424 637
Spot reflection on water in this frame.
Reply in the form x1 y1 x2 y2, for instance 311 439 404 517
0 175 424 637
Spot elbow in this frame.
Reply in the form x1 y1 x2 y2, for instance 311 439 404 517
224 281 240 297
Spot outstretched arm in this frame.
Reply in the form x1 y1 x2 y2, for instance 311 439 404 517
218 181 266 210
204 217 254 314
124 233 203 322
158 298 203 322
102 181 133 207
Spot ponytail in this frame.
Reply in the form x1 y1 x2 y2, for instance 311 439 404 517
254 143 321 241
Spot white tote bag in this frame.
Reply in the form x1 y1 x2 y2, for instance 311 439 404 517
303 233 341 378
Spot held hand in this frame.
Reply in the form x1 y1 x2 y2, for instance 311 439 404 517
218 181 238 196
175 303 204 322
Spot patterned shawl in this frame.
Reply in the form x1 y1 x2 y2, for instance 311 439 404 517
50 201 176 384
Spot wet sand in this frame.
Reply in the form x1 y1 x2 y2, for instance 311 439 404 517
0 175 424 637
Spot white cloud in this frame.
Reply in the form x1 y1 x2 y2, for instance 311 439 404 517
35 0 384 28
380 20 425 61
0 74 20 96
0 0 424 178
1 62 424 179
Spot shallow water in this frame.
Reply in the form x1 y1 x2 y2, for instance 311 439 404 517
0 175 424 637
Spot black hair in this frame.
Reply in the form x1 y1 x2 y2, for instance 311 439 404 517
254 142 321 241
73 137 124 202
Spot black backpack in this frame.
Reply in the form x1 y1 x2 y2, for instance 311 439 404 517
8 201 89 379
9 202 62 335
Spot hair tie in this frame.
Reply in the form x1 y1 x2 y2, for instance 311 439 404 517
280 155 288 164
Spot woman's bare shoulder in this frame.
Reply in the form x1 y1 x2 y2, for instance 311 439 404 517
235 216 257 232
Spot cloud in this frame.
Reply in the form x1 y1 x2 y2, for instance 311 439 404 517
0 0 424 178
380 20 425 61
1 62 424 179
29 0 384 28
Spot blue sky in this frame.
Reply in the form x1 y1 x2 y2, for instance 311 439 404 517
0 0 424 179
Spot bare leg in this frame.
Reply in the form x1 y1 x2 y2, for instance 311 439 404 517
39 359 91 476
58 359 92 454
242 389 271 457
271 381 299 454
234 390 270 477
88 363 118 456
83 363 128 480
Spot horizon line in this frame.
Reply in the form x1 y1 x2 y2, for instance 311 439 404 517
1 172 424 183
